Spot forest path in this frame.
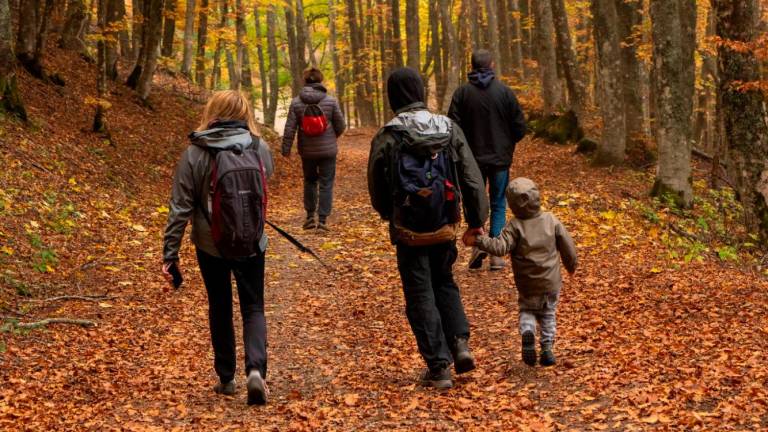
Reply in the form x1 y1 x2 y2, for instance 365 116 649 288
3 131 767 431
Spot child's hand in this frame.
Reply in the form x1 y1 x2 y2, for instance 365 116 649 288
462 227 483 247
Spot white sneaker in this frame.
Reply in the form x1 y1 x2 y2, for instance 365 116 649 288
246 370 268 405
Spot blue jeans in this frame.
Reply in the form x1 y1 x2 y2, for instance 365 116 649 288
481 166 509 238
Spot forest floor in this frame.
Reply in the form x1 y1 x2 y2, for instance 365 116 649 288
2 49 768 431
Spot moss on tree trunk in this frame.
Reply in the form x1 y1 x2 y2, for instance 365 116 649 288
0 74 28 121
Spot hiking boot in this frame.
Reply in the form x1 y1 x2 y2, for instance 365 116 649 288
540 346 556 367
468 247 487 270
317 220 330 232
419 367 453 389
452 337 476 374
489 255 506 271
521 330 537 366
246 370 269 406
302 217 317 230
213 379 236 396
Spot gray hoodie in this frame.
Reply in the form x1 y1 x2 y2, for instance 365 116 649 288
163 123 274 261
476 177 578 296
282 84 346 160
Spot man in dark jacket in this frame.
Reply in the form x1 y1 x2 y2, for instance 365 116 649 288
282 68 346 231
368 67 489 389
448 49 527 271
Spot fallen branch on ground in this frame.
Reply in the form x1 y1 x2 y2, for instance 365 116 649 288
31 295 115 303
1 317 97 329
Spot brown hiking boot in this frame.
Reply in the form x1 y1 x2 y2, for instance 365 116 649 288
490 255 506 271
419 367 453 389
213 379 236 396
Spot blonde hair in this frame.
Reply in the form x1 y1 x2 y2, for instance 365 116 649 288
198 90 260 134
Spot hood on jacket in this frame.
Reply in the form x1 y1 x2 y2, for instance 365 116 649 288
384 108 453 157
189 120 253 151
507 177 541 219
299 83 328 105
468 67 496 88
387 67 426 113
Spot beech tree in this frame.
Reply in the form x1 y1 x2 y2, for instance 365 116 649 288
713 0 768 237
550 0 586 121
0 0 26 119
181 0 195 77
650 0 696 207
533 0 562 114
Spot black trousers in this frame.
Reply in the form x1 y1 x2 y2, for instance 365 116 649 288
196 249 267 383
301 157 337 220
396 241 470 371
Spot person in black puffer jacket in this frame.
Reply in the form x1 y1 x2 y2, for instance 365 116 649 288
282 68 346 231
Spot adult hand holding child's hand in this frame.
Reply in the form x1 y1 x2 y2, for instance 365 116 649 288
462 227 484 247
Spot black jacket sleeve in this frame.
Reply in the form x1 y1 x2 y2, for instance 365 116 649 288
447 88 462 127
451 123 489 229
281 100 298 156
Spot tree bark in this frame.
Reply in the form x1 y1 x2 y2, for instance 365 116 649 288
181 0 195 77
94 0 108 132
161 0 176 57
210 0 227 90
116 0 130 57
345 0 376 126
136 0 165 100
650 0 696 207
390 0 403 67
485 0 502 73
549 0 586 121
265 4 279 127
131 0 143 61
284 0 303 96
430 0 445 110
0 0 26 120
195 0 208 85
60 0 87 51
508 0 524 79
713 0 768 237
254 5 268 112
296 0 315 67
439 0 459 110
404 0 419 70
591 0 626 166
617 0 649 161
105 0 122 80
328 0 344 112
235 0 250 91
532 0 562 114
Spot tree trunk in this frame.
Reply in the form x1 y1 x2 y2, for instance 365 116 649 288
519 0 532 74
105 0 122 80
549 0 586 121
430 0 445 111
469 0 481 50
284 0 302 96
116 0 130 57
328 0 344 112
296 0 315 67
650 0 696 207
60 0 87 51
485 0 502 74
254 6 268 113
439 0 459 110
210 0 228 89
532 0 562 114
235 0 249 91
225 48 237 89
390 0 403 67
378 0 390 119
496 0 512 77
617 0 649 162
16 0 43 77
0 0 26 120
345 0 376 126
181 0 195 77
404 0 419 70
161 0 176 57
136 0 164 100
265 5 279 127
713 0 768 237
195 0 207 85
693 9 717 154
131 0 143 60
94 0 108 132
591 0 626 166
507 0 524 79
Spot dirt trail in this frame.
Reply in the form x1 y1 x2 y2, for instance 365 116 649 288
2 129 767 431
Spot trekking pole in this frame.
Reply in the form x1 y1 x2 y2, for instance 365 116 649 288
265 220 331 269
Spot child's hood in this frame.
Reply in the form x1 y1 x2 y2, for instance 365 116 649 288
506 177 541 219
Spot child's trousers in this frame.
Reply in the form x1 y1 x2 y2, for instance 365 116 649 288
518 291 559 347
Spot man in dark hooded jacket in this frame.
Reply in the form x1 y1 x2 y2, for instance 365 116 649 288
368 67 489 388
283 68 346 231
448 49 527 271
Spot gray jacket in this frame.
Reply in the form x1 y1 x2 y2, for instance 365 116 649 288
163 123 274 261
476 177 578 296
282 84 346 160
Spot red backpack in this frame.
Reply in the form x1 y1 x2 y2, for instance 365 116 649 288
301 103 328 137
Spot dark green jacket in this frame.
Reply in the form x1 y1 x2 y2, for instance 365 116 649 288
367 103 489 240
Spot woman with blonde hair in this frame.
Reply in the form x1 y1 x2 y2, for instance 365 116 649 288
162 90 274 405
